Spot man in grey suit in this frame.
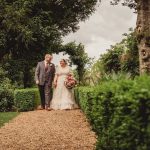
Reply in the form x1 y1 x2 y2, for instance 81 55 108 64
35 54 55 110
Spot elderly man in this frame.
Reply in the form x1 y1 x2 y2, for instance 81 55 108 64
35 54 55 110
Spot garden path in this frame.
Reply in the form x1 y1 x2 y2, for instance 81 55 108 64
0 109 96 150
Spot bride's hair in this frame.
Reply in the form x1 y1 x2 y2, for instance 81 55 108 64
61 59 68 65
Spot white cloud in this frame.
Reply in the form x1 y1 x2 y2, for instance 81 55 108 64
53 0 137 64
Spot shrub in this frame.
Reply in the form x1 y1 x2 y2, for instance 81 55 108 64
14 88 40 112
0 67 14 112
99 30 139 77
75 86 94 115
0 88 14 112
75 75 150 150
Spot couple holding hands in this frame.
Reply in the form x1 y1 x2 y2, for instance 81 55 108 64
35 54 78 111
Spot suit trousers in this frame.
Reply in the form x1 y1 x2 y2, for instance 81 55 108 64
38 82 52 108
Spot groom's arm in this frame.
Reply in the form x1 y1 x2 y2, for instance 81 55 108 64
35 62 40 84
50 64 56 82
52 64 56 81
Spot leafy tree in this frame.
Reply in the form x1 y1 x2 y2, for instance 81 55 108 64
88 29 139 85
100 44 123 74
110 0 136 9
0 0 97 59
82 59 104 85
121 29 139 76
0 0 97 87
101 30 139 76
110 0 150 74
0 66 14 112
60 42 90 84
77 30 139 86
2 59 35 88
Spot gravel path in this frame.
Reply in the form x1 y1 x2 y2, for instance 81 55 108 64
0 110 96 150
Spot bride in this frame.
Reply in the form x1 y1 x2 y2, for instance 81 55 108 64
50 59 78 110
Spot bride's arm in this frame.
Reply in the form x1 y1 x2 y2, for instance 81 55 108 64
53 74 58 88
54 74 58 83
53 66 59 87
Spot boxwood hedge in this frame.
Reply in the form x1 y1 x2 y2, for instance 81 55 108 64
75 75 150 150
0 88 14 112
14 88 40 112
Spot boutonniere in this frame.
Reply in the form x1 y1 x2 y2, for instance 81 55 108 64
49 63 53 67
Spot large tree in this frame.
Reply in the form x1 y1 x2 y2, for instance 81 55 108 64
0 0 97 60
0 0 97 87
60 42 90 84
110 0 150 74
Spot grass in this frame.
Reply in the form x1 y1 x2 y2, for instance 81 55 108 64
0 112 19 127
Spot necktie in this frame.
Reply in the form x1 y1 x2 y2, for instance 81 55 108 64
45 62 48 72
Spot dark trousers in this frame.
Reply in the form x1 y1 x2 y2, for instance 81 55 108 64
38 83 52 108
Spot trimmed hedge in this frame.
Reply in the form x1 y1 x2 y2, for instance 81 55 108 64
14 88 40 112
0 67 14 112
0 88 14 112
75 75 150 150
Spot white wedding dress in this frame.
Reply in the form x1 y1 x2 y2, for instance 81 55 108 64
50 65 78 110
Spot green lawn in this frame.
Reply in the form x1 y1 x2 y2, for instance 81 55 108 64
0 112 19 127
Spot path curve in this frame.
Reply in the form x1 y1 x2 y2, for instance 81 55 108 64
0 110 96 150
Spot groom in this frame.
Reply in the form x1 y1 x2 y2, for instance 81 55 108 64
35 54 55 110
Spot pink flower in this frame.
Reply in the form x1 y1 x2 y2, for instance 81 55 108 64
64 74 77 89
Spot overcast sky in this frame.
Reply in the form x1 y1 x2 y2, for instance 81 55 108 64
53 0 137 65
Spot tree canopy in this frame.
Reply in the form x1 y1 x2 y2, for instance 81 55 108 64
110 0 136 9
0 0 97 60
60 42 90 83
0 0 97 87
83 29 139 86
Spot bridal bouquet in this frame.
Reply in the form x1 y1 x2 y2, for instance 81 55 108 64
64 73 77 89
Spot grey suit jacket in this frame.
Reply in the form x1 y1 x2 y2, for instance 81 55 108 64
35 61 55 86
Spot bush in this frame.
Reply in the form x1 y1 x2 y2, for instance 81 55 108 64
99 30 139 77
75 86 94 115
14 88 40 112
0 67 14 112
75 75 150 150
0 88 14 112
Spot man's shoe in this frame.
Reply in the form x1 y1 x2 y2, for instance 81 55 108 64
37 105 44 110
47 107 52 111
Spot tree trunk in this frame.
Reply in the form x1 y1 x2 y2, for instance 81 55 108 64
136 0 150 74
